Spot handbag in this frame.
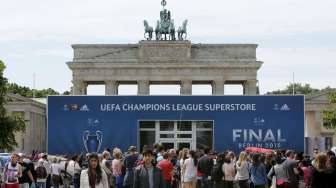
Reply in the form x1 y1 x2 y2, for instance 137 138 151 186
276 178 285 185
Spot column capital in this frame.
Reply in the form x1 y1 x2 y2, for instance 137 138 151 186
138 80 150 95
105 80 118 95
244 79 258 95
72 80 87 95
212 80 225 95
180 80 192 95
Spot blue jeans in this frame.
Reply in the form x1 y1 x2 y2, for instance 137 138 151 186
36 182 46 188
73 178 80 188
201 175 212 188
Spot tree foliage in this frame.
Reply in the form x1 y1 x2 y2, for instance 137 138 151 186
6 83 59 98
0 60 26 151
323 92 336 129
267 83 320 95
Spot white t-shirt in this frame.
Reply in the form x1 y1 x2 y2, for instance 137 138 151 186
42 160 51 175
235 161 250 180
222 162 236 181
51 163 61 175
183 158 197 182
67 160 81 176
5 163 21 184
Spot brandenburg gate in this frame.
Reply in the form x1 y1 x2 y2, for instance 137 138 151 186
67 0 263 95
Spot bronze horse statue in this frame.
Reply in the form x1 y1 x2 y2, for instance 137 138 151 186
143 20 153 40
178 20 188 40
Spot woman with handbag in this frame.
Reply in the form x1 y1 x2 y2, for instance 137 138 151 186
267 155 286 188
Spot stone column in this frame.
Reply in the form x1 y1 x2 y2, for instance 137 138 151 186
212 80 225 95
72 80 87 95
138 80 150 95
180 80 192 95
105 81 118 95
244 80 258 95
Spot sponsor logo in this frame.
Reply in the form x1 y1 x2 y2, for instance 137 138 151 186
69 104 79 111
273 104 279 111
63 104 69 111
80 104 90 111
280 104 290 111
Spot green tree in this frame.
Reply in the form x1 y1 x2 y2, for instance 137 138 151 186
62 91 71 95
323 92 336 129
7 83 59 98
267 83 320 95
0 60 26 151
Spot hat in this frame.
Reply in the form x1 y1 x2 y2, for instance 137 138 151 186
128 146 137 152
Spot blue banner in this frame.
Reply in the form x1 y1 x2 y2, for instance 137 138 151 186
47 96 304 155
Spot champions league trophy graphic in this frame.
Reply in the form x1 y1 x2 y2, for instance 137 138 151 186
83 119 103 153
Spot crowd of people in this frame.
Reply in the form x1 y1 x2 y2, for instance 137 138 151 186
1 145 336 188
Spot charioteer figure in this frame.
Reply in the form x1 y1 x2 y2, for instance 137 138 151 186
143 0 188 41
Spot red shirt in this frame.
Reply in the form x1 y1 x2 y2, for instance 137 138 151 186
157 159 173 181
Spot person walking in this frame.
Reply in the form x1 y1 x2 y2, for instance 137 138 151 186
40 155 51 188
157 152 174 188
211 153 224 188
123 146 139 188
179 148 189 188
133 149 164 188
68 155 81 188
80 153 108 188
35 159 48 188
310 153 334 188
50 158 61 188
100 151 114 188
3 153 22 188
182 150 198 188
267 155 286 188
18 154 35 188
60 159 72 188
222 156 236 188
235 151 250 188
282 150 299 188
249 154 267 188
112 148 124 188
197 148 213 188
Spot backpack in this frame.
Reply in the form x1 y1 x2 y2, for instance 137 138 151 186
36 165 47 179
101 161 115 188
211 163 224 181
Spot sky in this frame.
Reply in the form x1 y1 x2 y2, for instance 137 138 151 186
1 0 335 95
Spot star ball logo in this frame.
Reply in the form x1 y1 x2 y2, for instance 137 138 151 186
253 117 265 126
